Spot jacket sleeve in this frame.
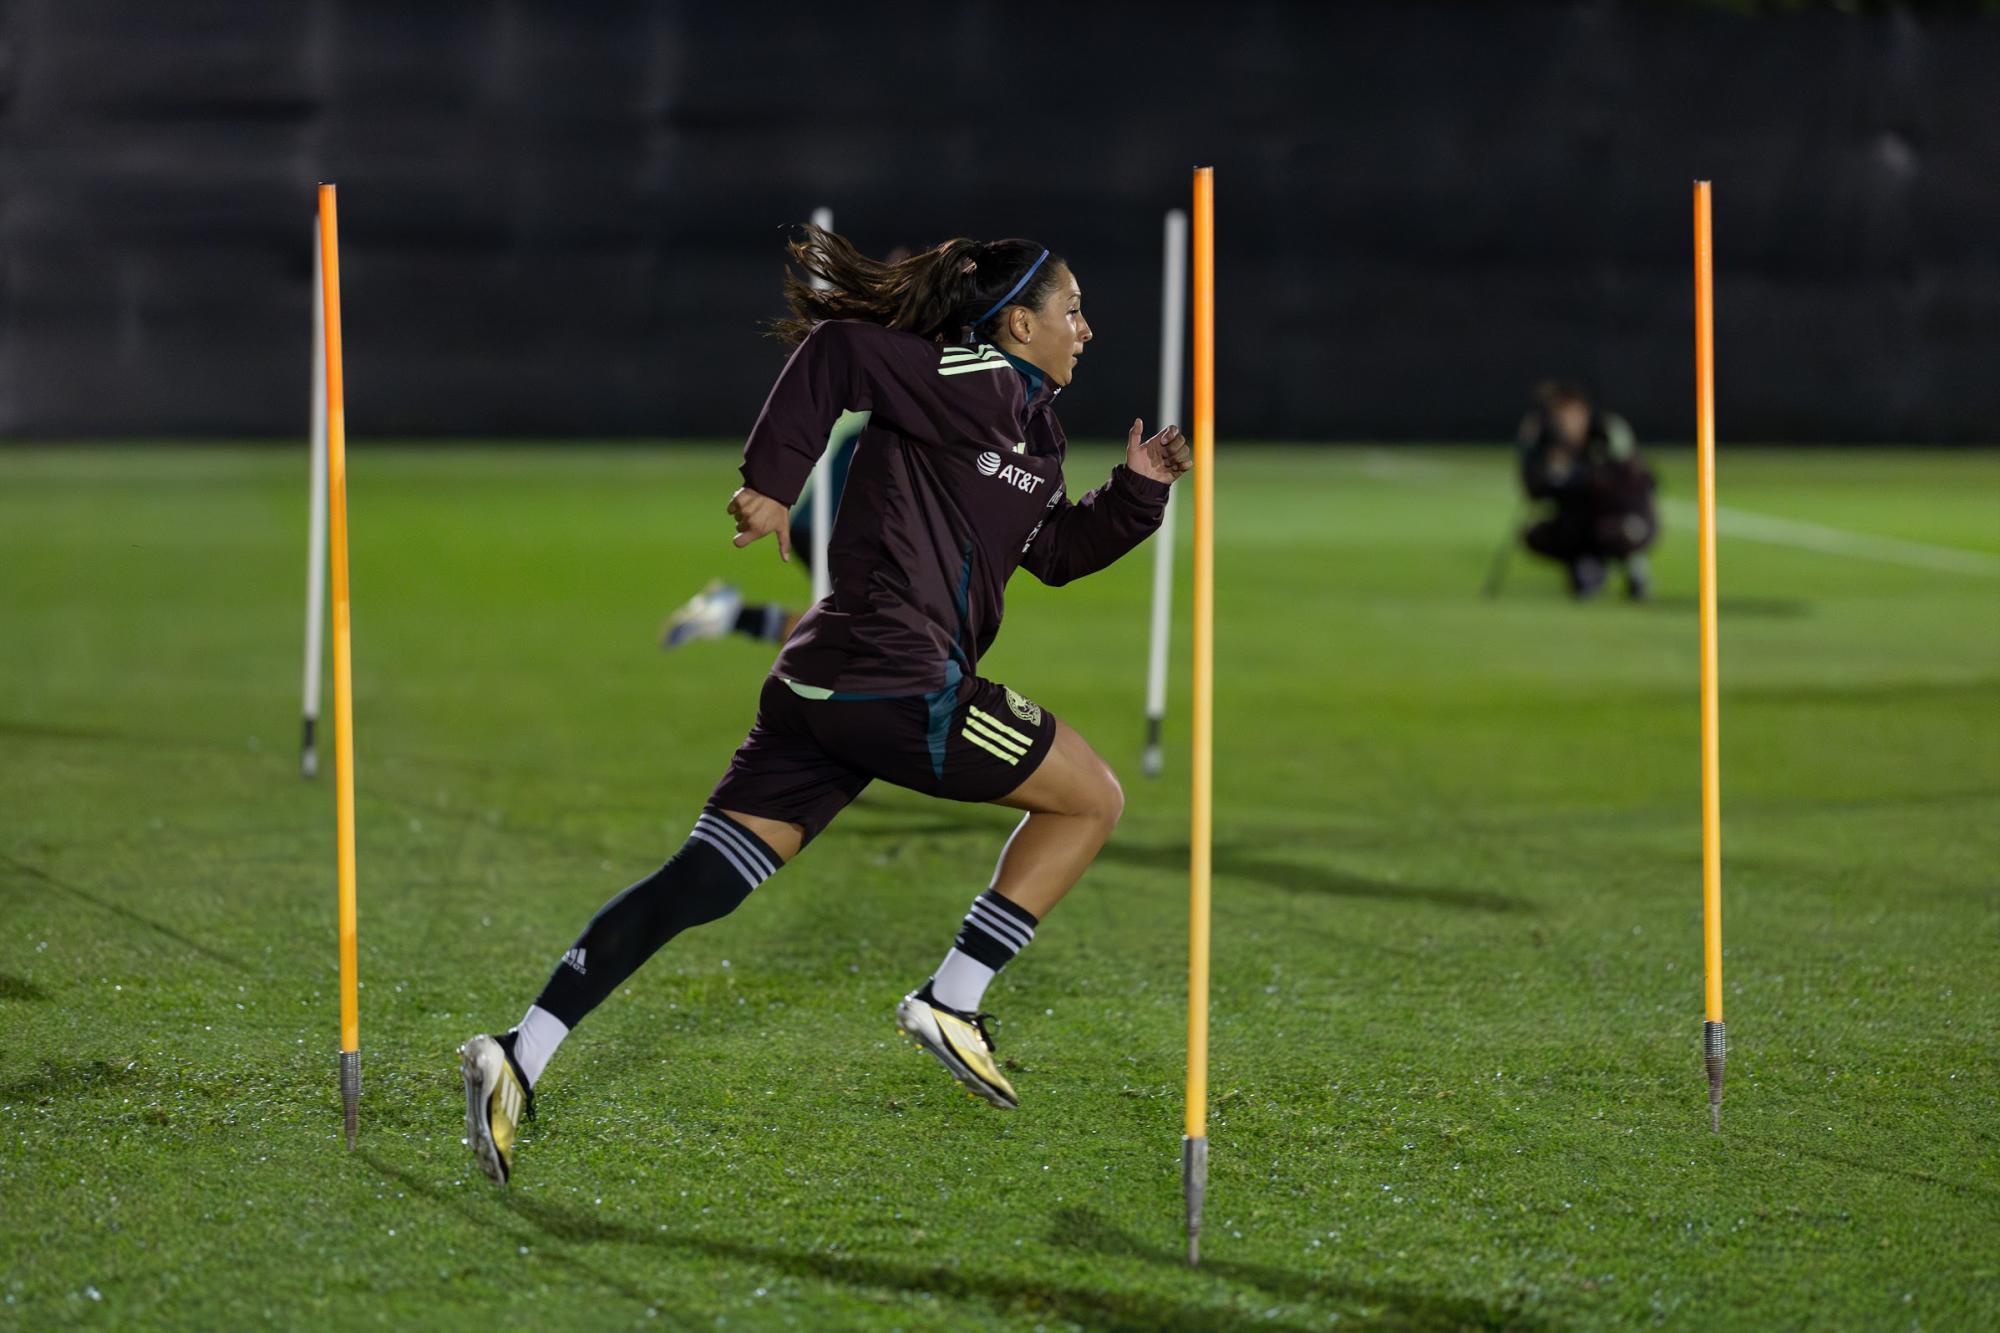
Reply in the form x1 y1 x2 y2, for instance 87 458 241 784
739 322 879 506
1019 464 1173 587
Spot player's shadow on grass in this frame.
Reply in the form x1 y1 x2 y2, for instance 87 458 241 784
1049 1205 1543 1331
1094 840 1527 914
497 1190 1510 1333
0 973 50 1002
1788 1143 1999 1205
366 1152 1325 1331
829 821 1526 913
0 852 247 971
0 1057 142 1105
364 1144 1537 1329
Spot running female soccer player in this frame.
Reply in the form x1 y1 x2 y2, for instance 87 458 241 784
460 226 1192 1185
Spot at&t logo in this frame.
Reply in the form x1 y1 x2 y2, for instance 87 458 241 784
976 450 1046 494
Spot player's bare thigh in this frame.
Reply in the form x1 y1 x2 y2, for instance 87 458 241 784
993 719 1123 825
980 719 1124 919
720 810 805 864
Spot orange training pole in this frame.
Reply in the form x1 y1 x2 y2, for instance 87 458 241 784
318 183 362 1148
1693 180 1725 1132
1184 165 1215 1265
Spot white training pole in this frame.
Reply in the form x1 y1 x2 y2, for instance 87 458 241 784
301 223 329 779
808 205 836 604
1142 208 1189 778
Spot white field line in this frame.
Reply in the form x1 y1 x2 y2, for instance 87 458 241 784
1357 449 1461 480
1659 498 2000 579
1348 449 1999 579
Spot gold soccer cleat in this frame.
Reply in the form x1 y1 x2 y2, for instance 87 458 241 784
895 989 1018 1110
459 1034 531 1185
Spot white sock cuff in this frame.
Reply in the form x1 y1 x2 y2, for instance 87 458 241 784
929 947 999 1014
512 1003 570 1087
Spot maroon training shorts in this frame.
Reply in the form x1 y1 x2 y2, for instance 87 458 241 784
706 672 1059 844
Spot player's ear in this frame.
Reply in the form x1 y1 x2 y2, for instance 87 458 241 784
1008 306 1033 343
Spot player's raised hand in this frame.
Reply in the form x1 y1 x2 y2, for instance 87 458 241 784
728 486 792 562
1125 419 1192 484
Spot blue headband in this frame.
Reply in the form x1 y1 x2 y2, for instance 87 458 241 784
973 249 1051 329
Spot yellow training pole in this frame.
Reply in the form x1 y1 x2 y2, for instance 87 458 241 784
1693 180 1725 1132
1184 164 1215 1266
318 183 362 1148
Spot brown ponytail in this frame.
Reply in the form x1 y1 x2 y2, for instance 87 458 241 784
773 224 1064 348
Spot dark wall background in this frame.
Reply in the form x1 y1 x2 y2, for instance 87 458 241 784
2 0 1995 443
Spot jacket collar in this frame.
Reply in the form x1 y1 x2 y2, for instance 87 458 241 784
998 349 1060 414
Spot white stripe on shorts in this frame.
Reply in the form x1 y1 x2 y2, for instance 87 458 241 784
965 713 1029 756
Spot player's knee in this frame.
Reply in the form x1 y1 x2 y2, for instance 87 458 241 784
1028 728 1124 829
1086 758 1125 833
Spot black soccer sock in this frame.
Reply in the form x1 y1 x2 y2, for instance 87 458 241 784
530 810 780 1035
927 889 1038 1013
732 604 789 643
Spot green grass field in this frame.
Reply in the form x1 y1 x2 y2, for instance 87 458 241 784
3 442 1996 1330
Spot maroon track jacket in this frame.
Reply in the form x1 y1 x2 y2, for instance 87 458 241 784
738 320 1170 697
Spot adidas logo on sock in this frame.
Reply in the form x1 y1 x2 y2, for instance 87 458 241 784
562 948 587 975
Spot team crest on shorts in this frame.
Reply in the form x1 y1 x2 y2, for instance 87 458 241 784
1005 688 1043 726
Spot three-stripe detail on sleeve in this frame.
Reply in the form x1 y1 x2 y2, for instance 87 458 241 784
962 705 1034 765
690 812 778 890
939 345 1011 378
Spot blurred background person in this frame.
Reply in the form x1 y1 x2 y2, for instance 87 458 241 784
659 419 861 649
662 245 913 653
1515 382 1657 600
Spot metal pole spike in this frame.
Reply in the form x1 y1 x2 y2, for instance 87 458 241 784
340 1049 361 1148
1141 717 1165 779
1704 1020 1726 1133
1183 1135 1209 1266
